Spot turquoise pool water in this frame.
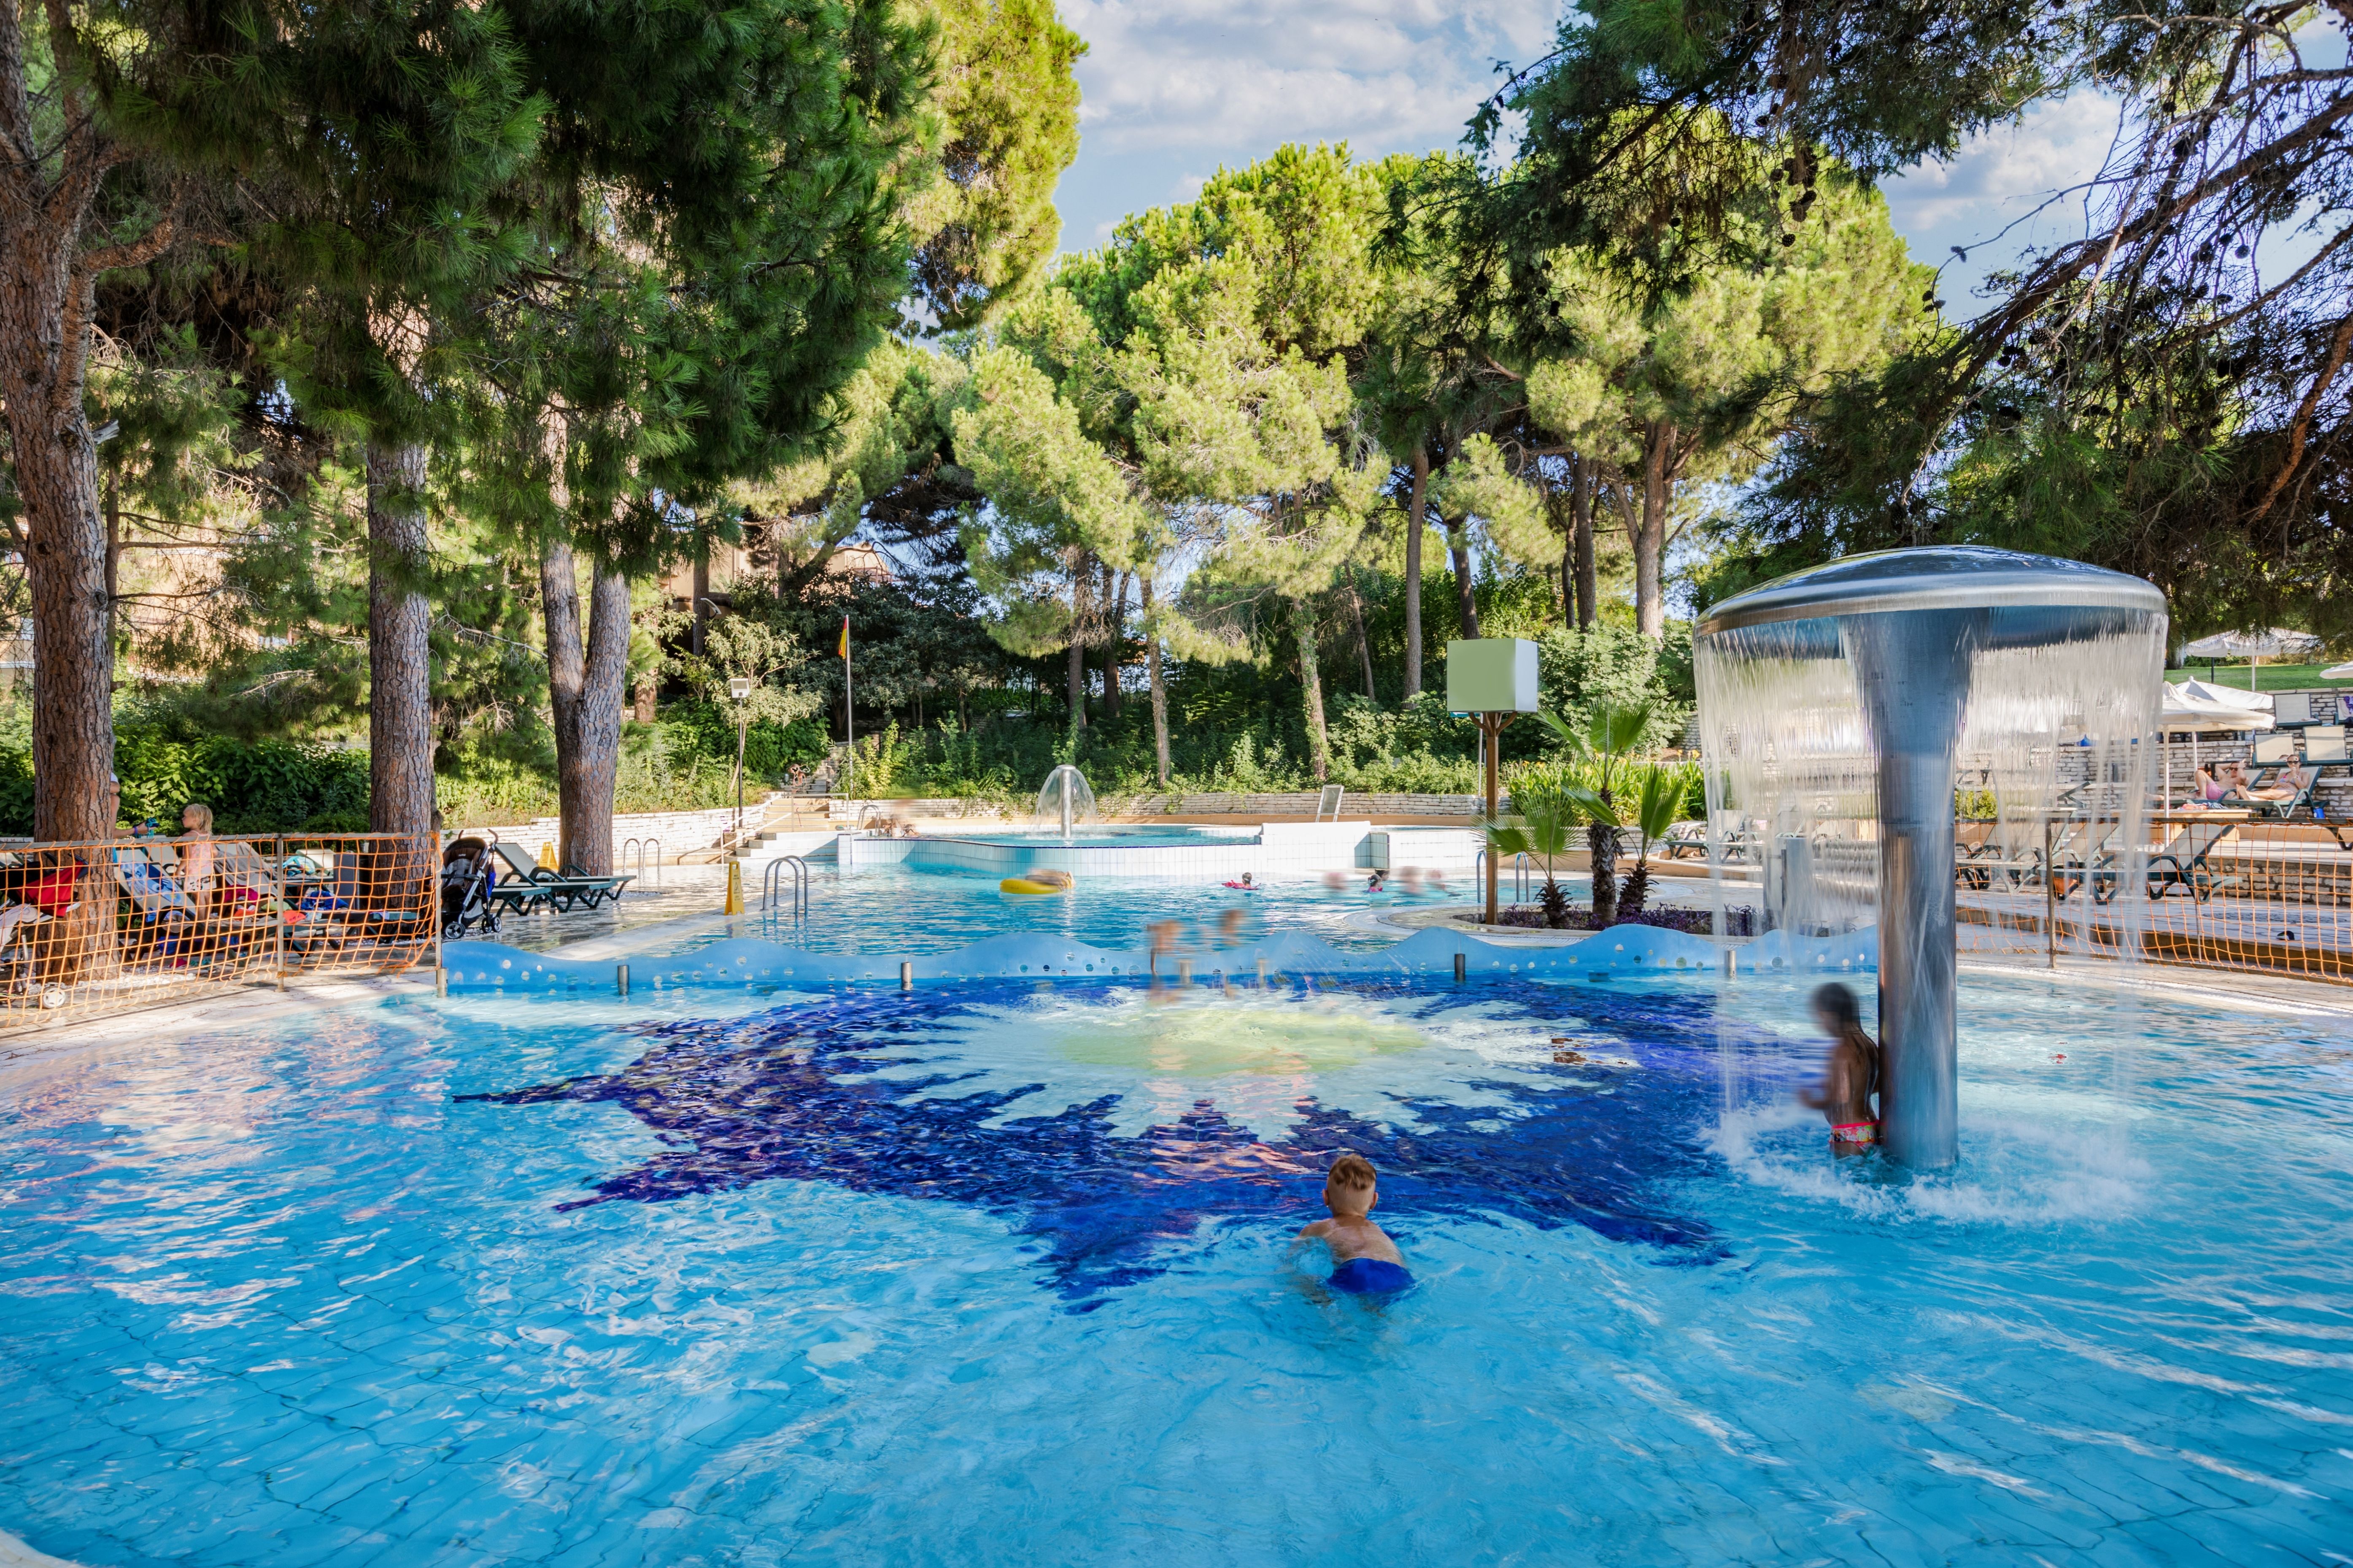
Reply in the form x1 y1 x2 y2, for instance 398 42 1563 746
714 862 1582 955
2 968 2347 1565
915 824 1257 847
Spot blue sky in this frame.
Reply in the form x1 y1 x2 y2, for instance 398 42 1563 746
1046 2 2342 318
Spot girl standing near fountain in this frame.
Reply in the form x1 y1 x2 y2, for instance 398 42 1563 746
1801 983 1883 1156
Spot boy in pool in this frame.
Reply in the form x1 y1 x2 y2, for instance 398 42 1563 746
1297 1152 1412 1293
1800 982 1882 1156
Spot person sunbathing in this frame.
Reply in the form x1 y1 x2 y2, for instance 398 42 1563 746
2237 762 2315 803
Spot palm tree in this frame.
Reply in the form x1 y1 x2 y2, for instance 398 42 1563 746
1485 771 1579 927
1615 765 1689 918
1541 701 1652 927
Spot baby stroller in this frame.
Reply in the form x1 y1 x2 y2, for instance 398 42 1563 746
441 837 501 938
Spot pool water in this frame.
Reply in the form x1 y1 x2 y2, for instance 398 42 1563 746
719 863 1492 954
915 824 1258 847
2 971 2348 1565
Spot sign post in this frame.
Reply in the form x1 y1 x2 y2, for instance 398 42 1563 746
1446 638 1542 926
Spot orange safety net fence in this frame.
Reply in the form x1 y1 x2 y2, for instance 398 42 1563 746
0 833 436 1032
1955 808 2353 983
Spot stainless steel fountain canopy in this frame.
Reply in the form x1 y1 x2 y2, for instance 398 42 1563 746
1697 547 2166 637
1696 547 2168 1171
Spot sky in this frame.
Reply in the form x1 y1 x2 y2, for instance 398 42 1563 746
1045 2 2342 318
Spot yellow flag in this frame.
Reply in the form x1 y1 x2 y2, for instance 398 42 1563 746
837 615 850 659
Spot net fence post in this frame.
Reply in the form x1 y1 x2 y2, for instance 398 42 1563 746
273 834 287 991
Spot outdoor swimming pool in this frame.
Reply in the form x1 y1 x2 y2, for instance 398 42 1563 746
2 964 2347 1565
698 863 1528 954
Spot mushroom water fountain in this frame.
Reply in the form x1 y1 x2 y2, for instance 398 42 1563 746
1036 765 1097 841
1694 548 2168 1169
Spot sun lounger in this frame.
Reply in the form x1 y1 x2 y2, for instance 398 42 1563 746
1958 817 2091 893
2137 817 2242 902
286 849 433 958
488 843 632 912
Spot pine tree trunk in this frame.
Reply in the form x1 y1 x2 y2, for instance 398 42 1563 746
1102 566 1123 722
542 539 631 874
691 555 709 657
1349 583 1376 699
1402 445 1427 698
1572 455 1597 630
1636 423 1672 640
1297 603 1329 783
1066 562 1088 729
634 669 657 723
3 243 114 843
367 440 436 836
1144 578 1171 787
1446 522 1480 641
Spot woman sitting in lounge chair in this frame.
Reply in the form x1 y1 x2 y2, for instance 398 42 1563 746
2186 766 2234 808
2236 761 2316 804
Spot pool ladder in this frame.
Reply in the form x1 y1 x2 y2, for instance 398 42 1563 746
620 837 664 885
761 855 810 921
1473 850 1533 903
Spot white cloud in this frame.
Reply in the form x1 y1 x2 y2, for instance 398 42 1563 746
1879 93 2129 310
1061 0 1558 156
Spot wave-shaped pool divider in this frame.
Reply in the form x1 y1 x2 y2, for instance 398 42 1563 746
441 924 1875 996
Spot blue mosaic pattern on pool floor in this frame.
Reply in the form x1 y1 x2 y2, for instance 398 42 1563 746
459 980 1742 1299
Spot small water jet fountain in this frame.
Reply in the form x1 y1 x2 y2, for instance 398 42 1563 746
1036 765 1098 841
1695 548 2167 1169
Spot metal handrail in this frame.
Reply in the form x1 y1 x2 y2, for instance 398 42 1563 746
761 854 810 919
620 837 664 885
1473 850 1532 903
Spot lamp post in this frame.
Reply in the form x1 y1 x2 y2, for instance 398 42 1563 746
1446 638 1542 926
728 676 753 844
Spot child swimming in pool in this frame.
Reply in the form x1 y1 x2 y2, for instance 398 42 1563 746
1800 981 1882 1156
1297 1152 1411 1293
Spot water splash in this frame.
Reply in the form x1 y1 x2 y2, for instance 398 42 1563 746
1036 764 1097 838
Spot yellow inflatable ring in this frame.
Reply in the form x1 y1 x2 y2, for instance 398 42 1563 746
1000 877 1063 896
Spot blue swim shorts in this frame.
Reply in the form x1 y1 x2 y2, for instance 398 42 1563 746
1328 1257 1413 1295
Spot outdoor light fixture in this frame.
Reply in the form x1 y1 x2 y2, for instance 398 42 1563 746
728 677 755 841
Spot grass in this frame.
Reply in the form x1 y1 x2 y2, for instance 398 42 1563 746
2163 662 2348 692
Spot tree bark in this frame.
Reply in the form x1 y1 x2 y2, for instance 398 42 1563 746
1144 577 1171 787
633 669 657 723
1635 423 1673 640
1446 521 1480 641
1402 445 1427 698
1589 814 1620 925
367 441 436 836
1572 455 1598 630
542 536 632 875
691 554 710 657
1066 561 1089 728
3 233 114 843
1296 603 1329 783
1102 565 1123 722
1349 581 1376 699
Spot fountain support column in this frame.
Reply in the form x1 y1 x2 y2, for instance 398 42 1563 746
1846 611 1980 1169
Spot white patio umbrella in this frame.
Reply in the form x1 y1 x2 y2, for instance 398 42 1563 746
2160 681 2275 797
2179 628 2322 660
2178 627 2322 692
